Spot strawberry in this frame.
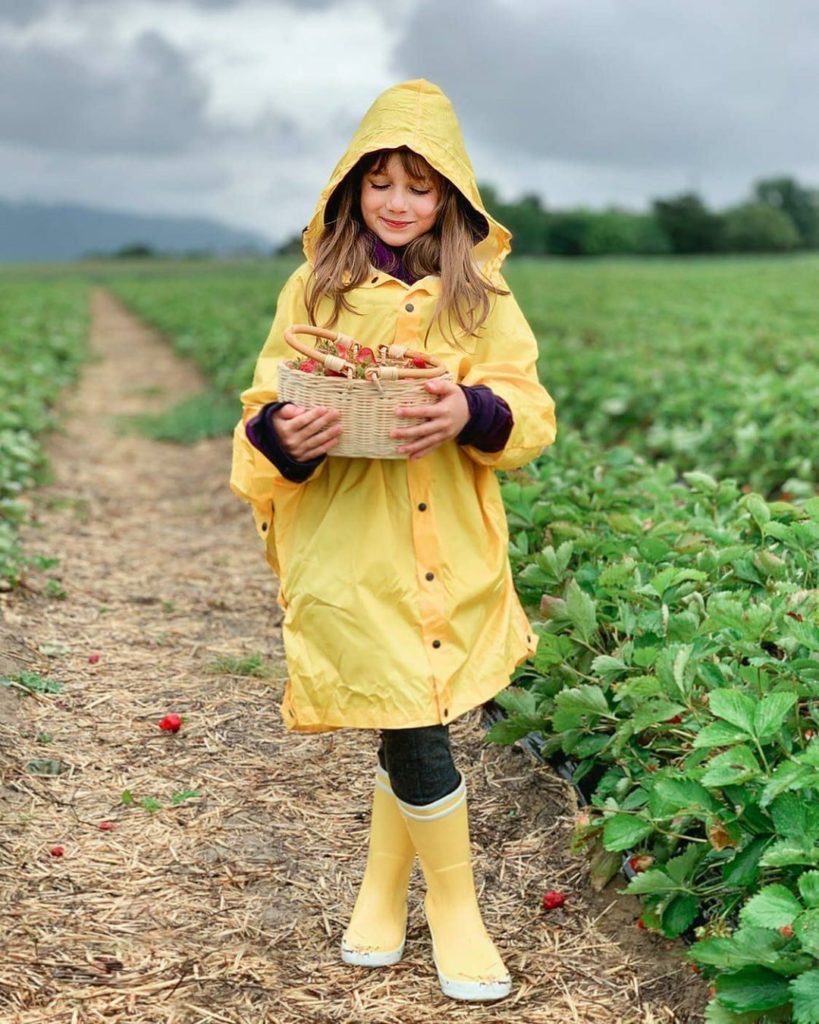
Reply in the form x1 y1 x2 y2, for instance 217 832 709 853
636 918 647 930
158 713 183 733
88 652 100 664
355 347 375 364
542 890 566 911
665 714 683 724
50 845 65 857
779 923 795 938
298 358 320 374
411 356 429 369
99 821 114 831
628 855 654 873
336 341 348 359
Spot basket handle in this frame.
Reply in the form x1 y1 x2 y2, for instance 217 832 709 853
283 324 448 380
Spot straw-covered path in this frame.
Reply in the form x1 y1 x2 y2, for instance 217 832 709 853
0 289 705 1024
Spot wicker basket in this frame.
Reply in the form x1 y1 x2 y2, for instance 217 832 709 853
277 324 452 459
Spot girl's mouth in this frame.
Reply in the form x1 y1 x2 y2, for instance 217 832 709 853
381 218 412 229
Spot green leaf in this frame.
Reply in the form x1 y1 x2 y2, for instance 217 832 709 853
661 893 699 937
798 871 819 909
624 869 680 896
761 839 819 868
709 690 756 734
705 1003 770 1024
121 789 134 806
170 789 200 806
565 579 597 643
494 686 538 718
602 813 654 851
740 884 802 928
753 692 798 741
701 746 762 787
485 718 539 745
554 684 610 718
590 654 628 680
631 699 687 732
693 721 752 749
722 837 770 888
791 969 819 1024
744 493 771 529
26 758 66 776
794 909 819 958
715 966 791 1012
692 927 788 971
770 792 809 839
648 776 719 817
761 762 814 807
140 797 162 813
684 470 719 494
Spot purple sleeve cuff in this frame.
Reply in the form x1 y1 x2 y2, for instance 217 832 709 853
245 402 325 483
456 385 514 452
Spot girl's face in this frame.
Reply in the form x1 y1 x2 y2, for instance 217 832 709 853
360 152 440 246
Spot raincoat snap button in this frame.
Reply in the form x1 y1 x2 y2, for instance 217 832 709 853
425 572 434 581
371 276 378 283
261 522 268 531
405 302 414 312
432 639 441 649
418 502 427 511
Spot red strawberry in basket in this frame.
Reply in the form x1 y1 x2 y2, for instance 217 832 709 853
356 346 375 364
336 340 349 359
298 358 320 374
411 356 429 369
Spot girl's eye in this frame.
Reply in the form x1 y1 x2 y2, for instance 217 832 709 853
369 182 389 190
410 187 431 195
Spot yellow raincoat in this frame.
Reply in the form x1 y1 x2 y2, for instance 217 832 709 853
230 79 556 733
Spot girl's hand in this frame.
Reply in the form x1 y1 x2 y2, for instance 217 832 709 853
392 379 469 459
272 404 342 461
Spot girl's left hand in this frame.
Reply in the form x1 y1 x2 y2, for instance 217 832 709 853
392 379 470 459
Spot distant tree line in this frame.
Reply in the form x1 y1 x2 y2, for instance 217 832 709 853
478 175 819 257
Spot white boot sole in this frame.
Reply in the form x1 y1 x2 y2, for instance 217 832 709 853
341 934 405 967
431 936 512 1001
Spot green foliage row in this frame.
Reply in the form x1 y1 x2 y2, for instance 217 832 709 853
494 431 819 1023
513 254 819 497
480 175 819 257
0 279 89 583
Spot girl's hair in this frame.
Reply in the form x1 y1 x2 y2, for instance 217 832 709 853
305 147 506 339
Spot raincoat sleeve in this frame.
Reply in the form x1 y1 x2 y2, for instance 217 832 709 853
229 264 327 541
458 277 556 470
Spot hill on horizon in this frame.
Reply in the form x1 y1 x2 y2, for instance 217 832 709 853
0 199 275 263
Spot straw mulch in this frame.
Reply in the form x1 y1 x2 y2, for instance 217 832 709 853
0 290 705 1024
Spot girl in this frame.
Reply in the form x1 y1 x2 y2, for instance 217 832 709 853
230 79 556 1002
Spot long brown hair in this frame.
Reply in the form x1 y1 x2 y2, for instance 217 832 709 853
306 147 506 339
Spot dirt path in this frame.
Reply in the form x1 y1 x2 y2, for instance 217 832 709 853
0 289 705 1024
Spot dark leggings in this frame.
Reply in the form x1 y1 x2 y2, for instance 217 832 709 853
377 724 461 805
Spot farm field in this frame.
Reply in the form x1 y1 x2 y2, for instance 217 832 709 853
1 253 818 1022
0 277 89 584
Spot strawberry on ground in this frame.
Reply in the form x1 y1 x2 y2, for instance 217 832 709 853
542 890 566 911
158 713 183 733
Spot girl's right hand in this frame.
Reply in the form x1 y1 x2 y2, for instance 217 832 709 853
272 404 342 461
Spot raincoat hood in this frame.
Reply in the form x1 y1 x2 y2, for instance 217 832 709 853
302 79 511 274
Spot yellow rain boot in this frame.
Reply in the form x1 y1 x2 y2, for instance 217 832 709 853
396 775 511 1002
341 764 416 966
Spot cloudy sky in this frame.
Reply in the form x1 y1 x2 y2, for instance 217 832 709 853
2 0 818 244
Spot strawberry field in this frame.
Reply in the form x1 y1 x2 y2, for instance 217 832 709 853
57 255 819 1019
0 276 89 584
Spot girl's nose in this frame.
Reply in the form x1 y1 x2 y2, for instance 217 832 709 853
386 189 408 212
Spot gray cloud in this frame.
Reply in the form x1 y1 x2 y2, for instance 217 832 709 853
0 0 348 23
0 31 217 154
392 0 819 175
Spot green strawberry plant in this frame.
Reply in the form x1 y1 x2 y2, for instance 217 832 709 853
493 428 819 1021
